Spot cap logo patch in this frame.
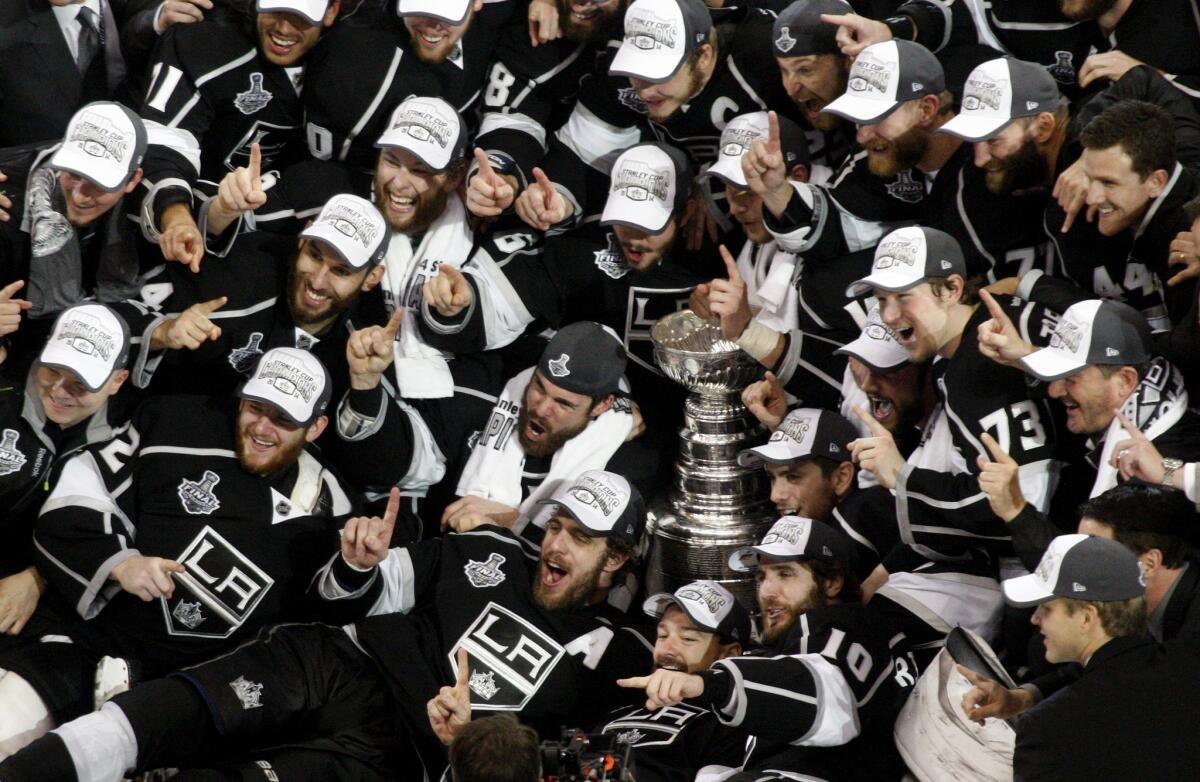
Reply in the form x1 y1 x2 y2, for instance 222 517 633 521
1049 319 1084 355
1106 347 1119 357
762 520 804 546
57 315 115 361
626 11 678 51
322 202 380 250
848 51 891 94
962 77 1006 112
1036 548 1060 584
778 415 812 445
677 584 727 615
614 162 671 204
1026 101 1039 111
822 545 833 557
720 125 761 159
569 475 622 520
866 323 891 341
394 105 454 150
940 260 952 270
775 26 796 53
875 238 919 270
548 353 571 378
258 358 317 402
69 112 128 163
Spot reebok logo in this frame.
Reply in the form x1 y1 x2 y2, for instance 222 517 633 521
1105 347 1119 357
1072 582 1087 592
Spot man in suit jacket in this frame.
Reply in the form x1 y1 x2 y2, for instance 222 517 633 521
0 0 129 147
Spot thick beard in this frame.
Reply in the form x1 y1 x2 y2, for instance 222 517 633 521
235 427 307 476
558 0 619 44
984 135 1048 195
867 126 928 178
760 582 822 644
517 404 590 458
1057 0 1118 20
374 177 450 237
286 262 352 327
532 553 604 612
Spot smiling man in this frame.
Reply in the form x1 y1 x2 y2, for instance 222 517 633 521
0 470 652 780
0 346 355 760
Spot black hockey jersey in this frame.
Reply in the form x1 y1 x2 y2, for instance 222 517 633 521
594 701 749 782
33 394 354 676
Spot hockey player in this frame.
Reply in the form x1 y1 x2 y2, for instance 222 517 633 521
0 470 653 781
0 347 354 757
845 225 1061 553
0 305 137 641
139 0 341 271
619 516 916 781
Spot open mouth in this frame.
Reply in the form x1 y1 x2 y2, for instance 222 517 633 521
869 395 895 422
541 560 567 587
525 418 548 442
570 2 600 20
266 31 300 56
248 434 277 453
302 283 330 309
386 190 416 217
415 28 448 47
894 326 915 345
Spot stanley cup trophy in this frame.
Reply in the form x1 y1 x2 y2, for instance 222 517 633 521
646 310 777 605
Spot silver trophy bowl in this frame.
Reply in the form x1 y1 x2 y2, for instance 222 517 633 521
646 311 776 610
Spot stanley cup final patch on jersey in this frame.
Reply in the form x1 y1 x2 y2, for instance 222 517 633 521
228 332 265 375
178 470 222 515
0 429 27 476
234 73 273 115
885 170 923 204
464 553 507 587
162 526 274 638
594 233 631 279
451 602 565 711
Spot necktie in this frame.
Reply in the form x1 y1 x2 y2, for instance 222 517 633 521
76 6 99 74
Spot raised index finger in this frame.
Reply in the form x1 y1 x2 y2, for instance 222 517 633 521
197 295 228 314
851 403 887 436
532 166 554 195
980 432 1015 464
978 289 1008 325
473 148 496 180
0 279 24 301
455 647 470 689
718 244 740 282
383 306 404 340
381 486 401 531
1113 409 1147 441
767 110 781 153
249 143 261 182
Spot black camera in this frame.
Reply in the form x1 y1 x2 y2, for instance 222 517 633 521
540 728 635 781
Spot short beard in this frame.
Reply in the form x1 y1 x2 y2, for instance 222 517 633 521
761 582 822 645
235 428 307 476
867 126 928 178
558 0 619 44
532 554 604 612
1057 0 1118 20
517 404 589 458
373 177 450 236
984 135 1048 195
286 262 353 327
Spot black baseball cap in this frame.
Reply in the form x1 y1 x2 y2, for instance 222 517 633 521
538 321 627 397
940 56 1065 142
538 470 646 545
729 516 855 572
823 39 945 124
1019 299 1152 382
1003 534 1145 607
643 580 753 644
846 226 967 298
772 0 853 58
737 407 857 468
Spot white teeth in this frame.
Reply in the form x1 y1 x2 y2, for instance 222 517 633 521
270 33 297 47
420 32 445 44
251 436 273 446
388 193 414 208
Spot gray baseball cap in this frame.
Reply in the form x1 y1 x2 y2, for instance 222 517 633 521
738 407 858 468
610 0 713 85
823 40 945 124
729 516 854 571
538 470 646 545
644 580 752 644
704 111 810 189
1019 299 1152 382
836 304 909 372
538 321 627 397
940 57 1065 142
845 226 967 298
1003 534 1145 607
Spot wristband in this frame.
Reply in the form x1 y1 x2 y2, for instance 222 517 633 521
735 321 781 362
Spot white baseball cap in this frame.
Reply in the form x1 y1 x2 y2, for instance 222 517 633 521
299 193 389 269
1003 534 1145 607
600 143 690 235
609 0 712 85
375 96 468 173
256 0 330 24
397 0 473 25
845 226 967 298
49 102 146 192
643 580 752 643
836 304 909 372
538 470 646 545
822 40 945 124
39 304 130 392
939 57 1064 142
238 348 332 426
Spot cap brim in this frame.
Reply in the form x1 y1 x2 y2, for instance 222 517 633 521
835 339 909 373
396 0 470 24
38 354 108 392
600 198 673 235
845 269 925 298
727 544 804 572
610 44 684 85
938 112 1014 142
1018 347 1087 383
704 157 748 189
642 593 722 634
237 386 312 426
822 94 902 124
299 225 370 270
1002 572 1056 607
536 496 608 537
257 0 329 25
374 137 453 173
48 146 127 192
737 441 812 468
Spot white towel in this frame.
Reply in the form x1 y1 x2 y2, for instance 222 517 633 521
738 240 799 335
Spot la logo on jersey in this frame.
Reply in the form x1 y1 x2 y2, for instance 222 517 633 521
164 526 274 638
464 553 507 588
451 602 565 711
178 470 221 515
234 73 273 115
0 429 27 476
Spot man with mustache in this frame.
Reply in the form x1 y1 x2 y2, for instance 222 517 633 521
0 347 355 759
0 470 652 780
620 516 916 781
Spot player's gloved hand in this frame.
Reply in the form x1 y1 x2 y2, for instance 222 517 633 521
111 555 185 601
159 203 205 273
617 669 705 711
977 432 1026 523
0 566 44 635
707 244 752 341
1109 410 1170 485
976 289 1033 367
428 647 473 745
441 495 519 534
850 404 905 489
466 148 517 218
341 487 399 570
742 112 793 218
151 296 226 351
206 142 267 236
820 12 894 57
957 664 1034 724
347 308 402 391
741 371 787 430
423 264 473 319
514 167 572 231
